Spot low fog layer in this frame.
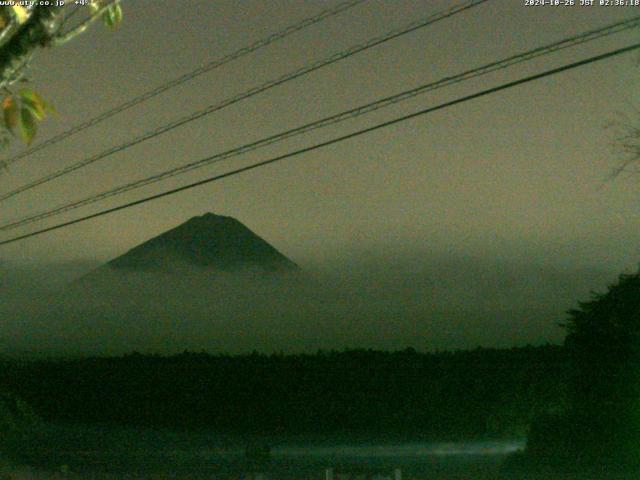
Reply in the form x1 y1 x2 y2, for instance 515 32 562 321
0 254 621 356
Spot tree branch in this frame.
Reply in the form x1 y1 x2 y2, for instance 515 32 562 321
53 0 122 46
0 5 37 50
0 6 65 90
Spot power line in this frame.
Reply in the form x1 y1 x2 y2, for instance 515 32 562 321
1 41 637 247
1 16 638 233
0 0 367 169
0 0 489 203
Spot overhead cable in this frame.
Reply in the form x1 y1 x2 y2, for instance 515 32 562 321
1 41 637 246
0 0 488 201
1 16 637 233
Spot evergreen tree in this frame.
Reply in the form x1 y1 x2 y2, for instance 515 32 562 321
561 269 640 464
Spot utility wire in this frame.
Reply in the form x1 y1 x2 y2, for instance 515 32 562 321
0 0 366 169
0 0 488 202
0 42 637 247
0 16 638 233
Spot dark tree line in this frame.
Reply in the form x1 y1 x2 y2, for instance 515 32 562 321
0 345 567 439
523 269 640 470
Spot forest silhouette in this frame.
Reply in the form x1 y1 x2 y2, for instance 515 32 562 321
0 269 638 477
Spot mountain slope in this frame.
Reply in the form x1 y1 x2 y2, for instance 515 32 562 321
92 213 298 275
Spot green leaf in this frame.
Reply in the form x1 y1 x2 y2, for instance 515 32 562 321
19 89 52 120
103 3 123 29
19 89 42 105
89 1 101 14
11 6 28 25
2 96 18 135
23 102 44 121
19 107 37 145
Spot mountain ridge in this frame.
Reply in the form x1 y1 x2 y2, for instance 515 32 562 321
82 213 298 279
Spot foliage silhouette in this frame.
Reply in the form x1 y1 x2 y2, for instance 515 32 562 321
523 269 640 469
0 345 566 439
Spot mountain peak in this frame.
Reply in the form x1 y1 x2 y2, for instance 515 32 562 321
189 212 233 223
100 213 298 273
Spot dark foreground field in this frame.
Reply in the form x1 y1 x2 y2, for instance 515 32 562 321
4 423 519 479
1 344 636 479
3 424 637 480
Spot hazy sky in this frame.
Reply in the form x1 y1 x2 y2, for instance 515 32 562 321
0 1 639 353
0 0 636 268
